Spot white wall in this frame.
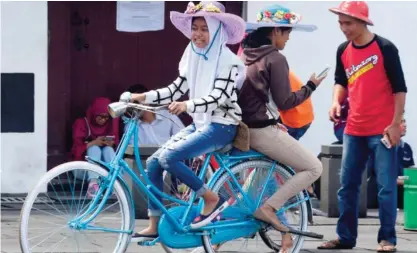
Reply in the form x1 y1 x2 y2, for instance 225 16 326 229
1 1 48 193
247 1 417 156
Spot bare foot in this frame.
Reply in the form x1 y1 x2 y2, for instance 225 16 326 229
280 233 293 253
377 240 396 252
253 205 289 233
397 179 404 186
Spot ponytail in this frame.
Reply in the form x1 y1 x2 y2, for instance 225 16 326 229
242 27 293 49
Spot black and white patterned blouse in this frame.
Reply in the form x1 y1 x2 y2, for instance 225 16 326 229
144 65 242 126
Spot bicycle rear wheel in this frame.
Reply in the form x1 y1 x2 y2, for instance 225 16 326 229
201 159 308 253
258 163 309 253
19 161 132 253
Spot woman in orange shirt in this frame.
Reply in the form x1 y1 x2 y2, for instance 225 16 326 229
278 71 314 140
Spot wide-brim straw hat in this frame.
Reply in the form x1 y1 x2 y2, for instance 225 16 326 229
170 1 246 45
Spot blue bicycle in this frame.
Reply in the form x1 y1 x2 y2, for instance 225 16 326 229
19 102 322 253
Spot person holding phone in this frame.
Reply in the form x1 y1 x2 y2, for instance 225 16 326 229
71 97 120 197
318 2 407 251
238 4 326 252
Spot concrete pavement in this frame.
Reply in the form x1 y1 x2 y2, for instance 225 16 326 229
1 209 416 253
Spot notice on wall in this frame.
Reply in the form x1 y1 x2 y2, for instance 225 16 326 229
116 1 165 32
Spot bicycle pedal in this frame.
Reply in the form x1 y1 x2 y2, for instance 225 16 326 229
137 238 159 246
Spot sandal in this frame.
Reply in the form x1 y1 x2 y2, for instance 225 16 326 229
317 239 354 250
130 232 158 243
377 241 396 252
190 196 229 229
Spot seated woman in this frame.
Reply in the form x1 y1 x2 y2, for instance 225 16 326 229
239 4 326 252
71 97 119 197
126 1 246 242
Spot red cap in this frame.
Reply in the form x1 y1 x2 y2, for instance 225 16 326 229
329 1 373 26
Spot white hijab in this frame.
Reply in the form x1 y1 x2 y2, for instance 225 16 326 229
179 17 245 129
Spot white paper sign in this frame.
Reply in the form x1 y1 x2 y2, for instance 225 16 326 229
116 1 165 32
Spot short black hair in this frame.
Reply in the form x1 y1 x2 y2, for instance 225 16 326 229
127 84 148 93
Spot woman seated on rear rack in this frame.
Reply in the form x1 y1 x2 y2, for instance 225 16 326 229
125 1 246 242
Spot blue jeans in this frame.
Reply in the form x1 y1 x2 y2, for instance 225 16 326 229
284 123 311 141
146 123 237 216
337 134 398 246
73 145 115 180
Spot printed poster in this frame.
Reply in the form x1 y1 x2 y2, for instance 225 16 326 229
116 1 165 32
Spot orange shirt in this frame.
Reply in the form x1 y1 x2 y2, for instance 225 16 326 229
279 71 314 128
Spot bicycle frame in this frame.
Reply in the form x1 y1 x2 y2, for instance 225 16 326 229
71 110 310 237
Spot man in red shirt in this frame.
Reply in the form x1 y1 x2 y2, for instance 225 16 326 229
318 2 407 252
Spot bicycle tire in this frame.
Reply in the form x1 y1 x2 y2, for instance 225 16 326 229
201 159 308 253
256 161 309 253
19 161 132 253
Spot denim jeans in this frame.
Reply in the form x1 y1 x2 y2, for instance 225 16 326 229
285 123 311 141
146 123 237 216
337 134 398 246
73 145 115 181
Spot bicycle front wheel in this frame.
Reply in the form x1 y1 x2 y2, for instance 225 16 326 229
201 159 308 253
19 161 132 253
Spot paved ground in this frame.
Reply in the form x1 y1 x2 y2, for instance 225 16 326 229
1 209 416 253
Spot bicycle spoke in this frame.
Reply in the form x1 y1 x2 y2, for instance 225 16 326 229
30 206 68 221
21 165 130 253
29 225 66 251
76 170 88 215
28 225 67 241
43 235 68 253
52 175 70 216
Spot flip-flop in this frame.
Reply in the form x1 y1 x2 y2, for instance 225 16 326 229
130 232 158 243
377 241 396 252
317 239 354 250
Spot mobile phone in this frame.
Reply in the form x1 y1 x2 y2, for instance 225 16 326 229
104 135 115 141
317 66 331 79
381 135 392 149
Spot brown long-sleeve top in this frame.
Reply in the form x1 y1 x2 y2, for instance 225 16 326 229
238 45 316 128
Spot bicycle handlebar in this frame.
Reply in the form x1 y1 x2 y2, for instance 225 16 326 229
127 103 169 112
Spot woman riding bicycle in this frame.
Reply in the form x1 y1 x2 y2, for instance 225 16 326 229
127 1 246 242
238 4 326 252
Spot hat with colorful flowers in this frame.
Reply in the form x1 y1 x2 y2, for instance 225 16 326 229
246 4 317 32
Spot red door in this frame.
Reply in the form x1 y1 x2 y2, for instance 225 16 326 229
47 1 243 170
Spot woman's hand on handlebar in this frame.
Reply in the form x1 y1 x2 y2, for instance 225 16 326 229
119 91 146 103
168 101 187 115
